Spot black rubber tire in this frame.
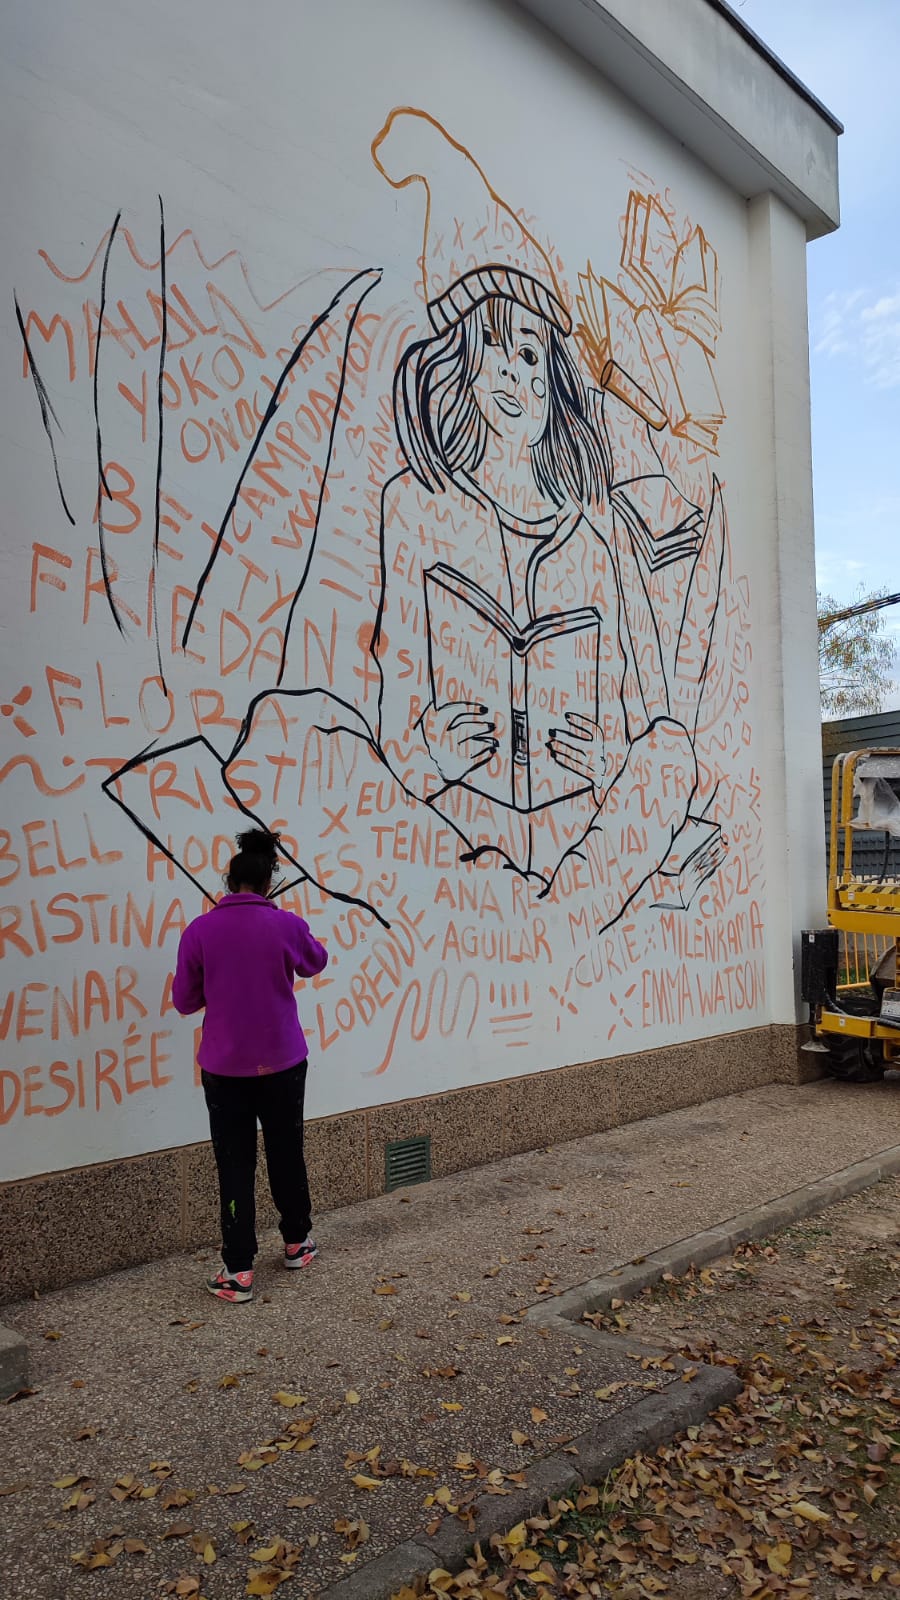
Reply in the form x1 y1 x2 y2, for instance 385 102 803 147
823 1034 887 1084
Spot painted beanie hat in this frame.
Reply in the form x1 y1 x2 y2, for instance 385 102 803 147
372 107 571 337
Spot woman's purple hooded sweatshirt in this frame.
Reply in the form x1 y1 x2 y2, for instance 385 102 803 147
172 894 329 1077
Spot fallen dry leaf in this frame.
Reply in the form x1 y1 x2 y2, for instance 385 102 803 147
160 1487 197 1509
791 1498 830 1523
334 1516 370 1550
64 1489 95 1513
250 1543 282 1563
245 1574 281 1598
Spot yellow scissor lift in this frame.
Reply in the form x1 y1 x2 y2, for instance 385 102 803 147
803 749 900 1081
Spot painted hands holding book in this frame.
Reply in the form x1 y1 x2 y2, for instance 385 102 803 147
422 698 607 803
546 713 607 801
421 700 498 785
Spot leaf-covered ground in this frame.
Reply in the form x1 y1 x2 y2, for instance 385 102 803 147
398 1176 899 1599
3 1092 896 1598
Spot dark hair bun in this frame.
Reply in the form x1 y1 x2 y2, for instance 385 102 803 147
235 828 280 861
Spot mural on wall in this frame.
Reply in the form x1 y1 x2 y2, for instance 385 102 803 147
2 107 765 1157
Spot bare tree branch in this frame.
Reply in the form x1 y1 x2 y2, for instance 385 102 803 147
818 586 895 717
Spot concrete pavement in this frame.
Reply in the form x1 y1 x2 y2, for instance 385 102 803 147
2 1076 898 1597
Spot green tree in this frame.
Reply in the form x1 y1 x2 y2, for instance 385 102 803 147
817 587 896 717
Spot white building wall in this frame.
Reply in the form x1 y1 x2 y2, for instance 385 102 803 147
748 193 828 1021
0 0 824 1180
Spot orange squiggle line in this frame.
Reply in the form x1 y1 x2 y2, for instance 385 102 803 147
369 978 423 1076
38 226 353 315
40 226 237 284
367 968 479 1076
0 756 86 795
375 309 419 375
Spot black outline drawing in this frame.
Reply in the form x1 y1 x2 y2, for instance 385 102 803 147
93 209 125 634
101 690 392 929
14 296 75 527
181 265 383 683
151 194 168 686
18 106 733 947
422 562 603 811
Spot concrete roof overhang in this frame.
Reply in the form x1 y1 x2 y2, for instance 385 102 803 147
514 0 841 238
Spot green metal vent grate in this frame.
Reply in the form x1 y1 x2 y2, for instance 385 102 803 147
384 1135 432 1192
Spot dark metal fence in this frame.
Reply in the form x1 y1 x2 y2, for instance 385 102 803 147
822 710 900 873
822 711 900 986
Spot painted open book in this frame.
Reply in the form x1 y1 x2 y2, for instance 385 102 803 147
424 563 602 813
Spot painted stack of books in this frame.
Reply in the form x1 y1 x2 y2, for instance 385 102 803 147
612 471 704 572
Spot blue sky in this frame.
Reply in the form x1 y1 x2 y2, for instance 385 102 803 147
741 0 900 680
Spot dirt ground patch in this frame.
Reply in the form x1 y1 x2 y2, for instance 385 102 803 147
405 1177 899 1599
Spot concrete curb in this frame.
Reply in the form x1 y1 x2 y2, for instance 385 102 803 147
526 1144 900 1329
318 1146 900 1598
318 1362 740 1599
0 1324 29 1400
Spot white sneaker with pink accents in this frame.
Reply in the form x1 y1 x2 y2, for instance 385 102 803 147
283 1238 318 1270
206 1267 254 1302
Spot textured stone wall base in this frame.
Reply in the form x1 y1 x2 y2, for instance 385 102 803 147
0 1023 810 1302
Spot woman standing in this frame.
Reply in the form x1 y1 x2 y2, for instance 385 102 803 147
173 828 328 1302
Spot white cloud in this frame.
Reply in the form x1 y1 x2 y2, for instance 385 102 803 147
815 552 868 591
861 293 900 321
815 284 900 388
815 288 866 357
858 293 900 388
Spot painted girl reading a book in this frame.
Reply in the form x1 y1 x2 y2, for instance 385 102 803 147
200 109 725 937
365 109 724 924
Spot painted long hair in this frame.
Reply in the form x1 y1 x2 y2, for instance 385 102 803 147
394 294 609 509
